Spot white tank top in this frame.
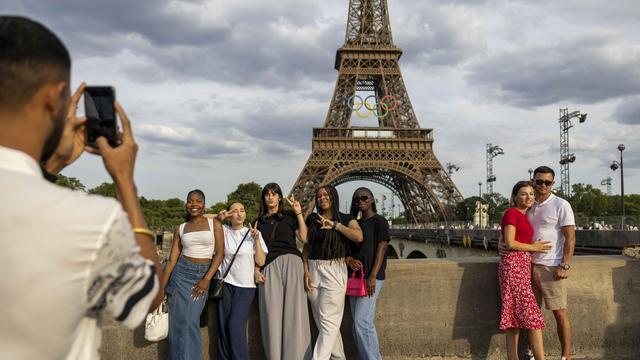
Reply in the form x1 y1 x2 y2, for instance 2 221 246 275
179 218 215 259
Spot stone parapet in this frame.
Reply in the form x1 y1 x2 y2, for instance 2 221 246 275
100 256 640 359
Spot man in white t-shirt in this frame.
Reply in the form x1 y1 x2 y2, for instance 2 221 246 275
529 166 576 360
0 17 163 359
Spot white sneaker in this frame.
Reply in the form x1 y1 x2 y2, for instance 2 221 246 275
525 349 535 360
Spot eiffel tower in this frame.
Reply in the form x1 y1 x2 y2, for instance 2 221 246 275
289 0 463 223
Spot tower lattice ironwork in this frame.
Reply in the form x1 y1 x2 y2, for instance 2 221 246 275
289 0 463 223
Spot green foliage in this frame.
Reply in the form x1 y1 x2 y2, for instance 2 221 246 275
211 202 228 214
482 192 510 221
226 182 262 223
140 196 186 230
454 196 483 221
56 174 85 191
88 182 117 198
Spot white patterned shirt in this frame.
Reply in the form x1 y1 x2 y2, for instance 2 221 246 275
0 146 159 359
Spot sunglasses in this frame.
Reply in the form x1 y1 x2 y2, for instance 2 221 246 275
534 179 554 187
355 195 369 202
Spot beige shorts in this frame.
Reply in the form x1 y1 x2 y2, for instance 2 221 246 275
532 264 568 311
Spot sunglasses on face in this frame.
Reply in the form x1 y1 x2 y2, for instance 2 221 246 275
355 195 369 202
534 179 554 187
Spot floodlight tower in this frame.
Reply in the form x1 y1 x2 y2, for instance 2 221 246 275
486 143 504 194
559 108 587 198
446 162 460 176
600 176 612 196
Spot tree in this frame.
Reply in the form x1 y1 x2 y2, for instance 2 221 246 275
226 182 262 223
482 192 509 222
56 174 85 191
210 202 228 214
88 182 117 198
455 196 483 221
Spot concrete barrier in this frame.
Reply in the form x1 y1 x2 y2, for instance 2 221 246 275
100 256 640 359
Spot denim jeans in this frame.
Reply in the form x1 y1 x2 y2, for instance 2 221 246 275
166 256 210 360
349 279 384 360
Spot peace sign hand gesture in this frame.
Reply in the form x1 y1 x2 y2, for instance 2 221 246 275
216 209 233 221
317 214 335 230
286 194 302 215
249 221 261 241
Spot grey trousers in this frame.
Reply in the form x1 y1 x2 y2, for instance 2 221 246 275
259 254 312 360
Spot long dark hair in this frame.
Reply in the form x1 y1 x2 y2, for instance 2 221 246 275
259 183 284 216
510 181 533 207
349 187 377 218
184 189 205 222
309 185 347 259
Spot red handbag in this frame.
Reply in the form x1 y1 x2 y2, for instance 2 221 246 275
346 270 367 297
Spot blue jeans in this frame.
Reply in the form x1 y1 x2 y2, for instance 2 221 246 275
349 279 384 360
166 256 210 360
217 283 255 360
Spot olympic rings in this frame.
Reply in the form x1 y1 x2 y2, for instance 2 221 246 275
348 94 398 119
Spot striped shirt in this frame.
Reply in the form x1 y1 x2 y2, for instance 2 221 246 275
0 146 158 360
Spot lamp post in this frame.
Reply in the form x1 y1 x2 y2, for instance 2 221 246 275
610 144 625 229
528 168 533 180
478 182 482 198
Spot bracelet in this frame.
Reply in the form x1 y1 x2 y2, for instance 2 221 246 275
132 228 155 241
296 212 303 216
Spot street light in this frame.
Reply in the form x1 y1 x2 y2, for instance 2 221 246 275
559 108 587 197
478 181 482 198
610 144 625 229
528 168 533 180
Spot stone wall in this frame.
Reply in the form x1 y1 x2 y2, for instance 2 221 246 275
100 256 640 359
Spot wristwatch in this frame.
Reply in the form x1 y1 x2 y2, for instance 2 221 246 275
559 263 571 270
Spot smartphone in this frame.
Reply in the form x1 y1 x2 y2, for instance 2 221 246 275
84 86 118 148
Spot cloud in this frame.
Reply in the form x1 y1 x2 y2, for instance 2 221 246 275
466 31 640 108
613 97 640 125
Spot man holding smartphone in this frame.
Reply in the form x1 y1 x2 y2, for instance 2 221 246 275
0 16 163 359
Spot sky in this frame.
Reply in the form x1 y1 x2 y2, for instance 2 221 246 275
3 0 639 212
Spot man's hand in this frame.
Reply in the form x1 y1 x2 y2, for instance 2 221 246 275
497 241 509 256
92 102 137 184
45 83 87 174
554 267 568 280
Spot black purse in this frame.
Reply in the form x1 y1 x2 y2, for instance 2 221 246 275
209 228 251 300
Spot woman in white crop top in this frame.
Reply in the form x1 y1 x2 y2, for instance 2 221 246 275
160 189 224 360
215 202 268 360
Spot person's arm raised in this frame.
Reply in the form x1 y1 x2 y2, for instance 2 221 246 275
288 194 308 243
45 83 87 175
94 101 163 311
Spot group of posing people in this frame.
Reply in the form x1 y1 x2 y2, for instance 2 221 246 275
0 16 578 360
498 166 576 360
162 183 390 360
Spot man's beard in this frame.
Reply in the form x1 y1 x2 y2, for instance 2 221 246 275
40 105 67 163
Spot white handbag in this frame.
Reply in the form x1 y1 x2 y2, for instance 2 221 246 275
144 300 168 342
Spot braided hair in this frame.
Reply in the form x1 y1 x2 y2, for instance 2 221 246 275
308 185 347 260
349 187 377 219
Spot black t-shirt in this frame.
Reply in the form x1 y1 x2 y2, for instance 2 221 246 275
306 212 355 261
256 211 301 267
348 214 390 280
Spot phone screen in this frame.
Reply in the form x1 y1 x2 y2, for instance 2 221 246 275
84 86 118 148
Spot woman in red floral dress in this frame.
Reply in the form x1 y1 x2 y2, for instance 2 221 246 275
499 181 552 360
